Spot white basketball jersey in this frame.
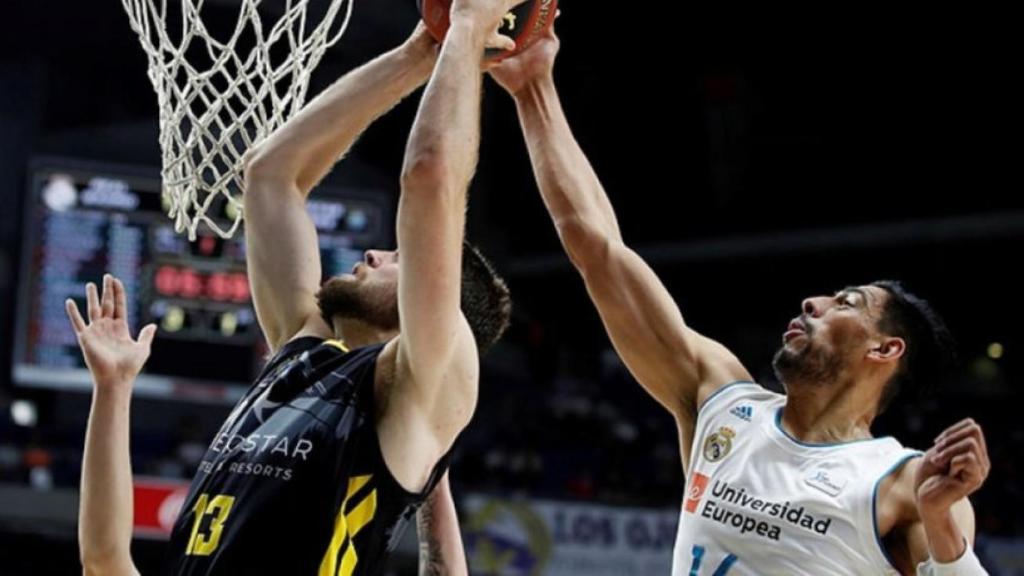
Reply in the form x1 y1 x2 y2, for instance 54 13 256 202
672 382 921 576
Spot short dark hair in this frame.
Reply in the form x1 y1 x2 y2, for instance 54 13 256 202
461 242 512 355
871 280 957 412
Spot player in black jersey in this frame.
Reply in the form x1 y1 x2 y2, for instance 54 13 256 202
72 2 520 574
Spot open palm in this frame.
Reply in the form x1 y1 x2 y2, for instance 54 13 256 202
66 275 156 387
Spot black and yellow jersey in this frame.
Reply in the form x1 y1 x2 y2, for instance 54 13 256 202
166 337 451 576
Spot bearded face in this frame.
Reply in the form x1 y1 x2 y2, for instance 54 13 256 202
772 318 843 389
772 286 890 390
316 251 400 332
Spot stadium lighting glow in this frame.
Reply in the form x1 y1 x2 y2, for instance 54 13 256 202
987 342 1004 360
11 400 38 427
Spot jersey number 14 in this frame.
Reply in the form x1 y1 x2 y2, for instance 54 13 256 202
690 545 738 575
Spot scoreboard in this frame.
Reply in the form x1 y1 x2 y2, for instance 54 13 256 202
12 159 391 402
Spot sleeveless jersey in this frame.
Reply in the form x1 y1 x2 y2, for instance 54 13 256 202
166 337 450 576
672 382 920 576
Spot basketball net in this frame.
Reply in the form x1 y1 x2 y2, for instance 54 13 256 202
121 0 353 239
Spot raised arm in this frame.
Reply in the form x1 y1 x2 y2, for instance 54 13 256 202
67 275 156 576
377 0 522 490
489 25 750 461
242 27 439 351
416 473 469 576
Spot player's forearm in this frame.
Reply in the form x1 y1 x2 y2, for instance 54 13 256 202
79 381 138 574
402 18 485 193
921 509 968 563
916 509 987 575
246 39 436 195
513 76 623 250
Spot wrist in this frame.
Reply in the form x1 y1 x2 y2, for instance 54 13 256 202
447 14 491 46
399 35 439 72
93 375 135 395
920 540 986 576
919 506 967 563
512 75 556 103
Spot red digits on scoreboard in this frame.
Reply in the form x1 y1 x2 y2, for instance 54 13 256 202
152 266 250 303
207 272 231 302
155 265 178 296
230 274 249 303
180 268 202 299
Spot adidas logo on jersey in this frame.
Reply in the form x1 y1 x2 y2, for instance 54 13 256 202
729 405 753 421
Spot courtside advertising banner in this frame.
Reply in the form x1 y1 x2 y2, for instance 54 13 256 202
463 494 678 576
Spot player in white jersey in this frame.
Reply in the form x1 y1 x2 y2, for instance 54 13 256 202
487 20 991 576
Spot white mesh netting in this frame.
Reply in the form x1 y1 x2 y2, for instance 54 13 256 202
121 0 354 239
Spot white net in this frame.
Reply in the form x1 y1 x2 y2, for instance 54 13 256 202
121 0 354 239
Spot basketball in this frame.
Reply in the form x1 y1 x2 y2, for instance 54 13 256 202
417 0 557 61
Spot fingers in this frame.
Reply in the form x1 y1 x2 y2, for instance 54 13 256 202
486 32 516 52
918 445 941 472
935 418 976 444
80 275 127 327
934 420 989 471
86 282 101 323
934 437 978 465
114 277 127 321
932 436 991 483
948 452 986 497
949 451 975 476
65 298 87 334
545 8 560 37
918 420 991 506
100 274 115 319
137 324 157 350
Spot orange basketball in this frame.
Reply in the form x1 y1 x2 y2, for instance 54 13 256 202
417 0 558 61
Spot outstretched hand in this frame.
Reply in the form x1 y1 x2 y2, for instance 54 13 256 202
65 274 156 388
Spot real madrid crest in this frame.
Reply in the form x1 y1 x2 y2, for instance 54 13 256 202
703 426 735 462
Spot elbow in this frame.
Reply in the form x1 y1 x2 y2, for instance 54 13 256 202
242 145 297 192
241 148 306 209
241 146 271 185
80 548 130 576
400 147 455 194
